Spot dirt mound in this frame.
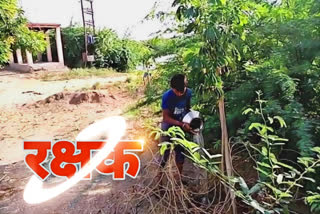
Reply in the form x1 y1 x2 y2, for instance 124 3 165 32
42 92 67 104
22 91 114 108
69 91 107 104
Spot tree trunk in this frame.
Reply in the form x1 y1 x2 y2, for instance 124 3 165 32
218 96 237 214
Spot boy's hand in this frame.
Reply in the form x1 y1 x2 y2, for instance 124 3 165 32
182 123 198 135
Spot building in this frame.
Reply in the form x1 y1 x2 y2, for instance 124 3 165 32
8 23 67 72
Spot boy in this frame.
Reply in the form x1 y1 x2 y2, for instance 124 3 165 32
159 74 194 178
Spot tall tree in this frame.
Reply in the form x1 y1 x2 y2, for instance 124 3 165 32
171 0 263 212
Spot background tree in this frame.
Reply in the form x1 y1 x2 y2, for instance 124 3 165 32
0 0 46 66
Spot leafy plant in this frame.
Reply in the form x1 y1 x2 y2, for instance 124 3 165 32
149 91 320 213
243 91 320 213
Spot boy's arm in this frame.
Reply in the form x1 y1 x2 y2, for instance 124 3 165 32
163 109 184 127
163 110 194 133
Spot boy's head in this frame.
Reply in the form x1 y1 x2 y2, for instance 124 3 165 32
171 74 187 96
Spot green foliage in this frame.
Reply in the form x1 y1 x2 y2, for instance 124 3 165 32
162 0 320 158
125 39 152 69
143 0 320 212
59 26 85 68
0 0 46 66
94 29 128 71
146 37 189 58
55 27 151 71
0 0 20 64
243 92 320 213
150 126 223 173
94 29 151 72
306 188 320 213
150 125 273 213
150 92 320 213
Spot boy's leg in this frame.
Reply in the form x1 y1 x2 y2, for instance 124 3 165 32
159 122 172 168
156 123 172 185
174 145 185 177
160 148 170 168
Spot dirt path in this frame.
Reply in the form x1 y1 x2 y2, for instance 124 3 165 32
0 71 155 214
0 71 215 214
0 71 129 165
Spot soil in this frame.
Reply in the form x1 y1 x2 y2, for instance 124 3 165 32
0 70 156 214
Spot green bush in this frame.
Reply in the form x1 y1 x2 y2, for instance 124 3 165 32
60 26 85 68
57 27 151 71
94 29 151 72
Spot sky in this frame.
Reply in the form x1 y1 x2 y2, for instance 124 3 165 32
19 0 173 40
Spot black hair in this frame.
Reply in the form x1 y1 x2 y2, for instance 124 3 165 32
170 74 186 92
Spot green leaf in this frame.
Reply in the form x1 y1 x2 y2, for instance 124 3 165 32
204 27 217 42
274 116 287 128
262 182 282 195
193 152 201 161
298 157 313 167
269 153 278 164
249 123 263 131
266 126 274 133
272 143 286 146
155 132 161 140
267 135 288 142
302 177 316 183
262 147 268 156
276 174 284 184
171 137 200 150
268 117 274 124
238 177 249 195
239 14 248 26
307 168 316 173
256 167 271 178
171 126 185 137
160 144 167 156
257 161 272 169
198 159 208 164
311 147 320 154
273 165 281 169
248 183 262 195
243 108 254 115
149 130 161 139
275 161 295 171
248 200 268 213
279 192 292 198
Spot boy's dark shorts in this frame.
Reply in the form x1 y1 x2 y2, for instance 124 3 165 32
160 122 185 167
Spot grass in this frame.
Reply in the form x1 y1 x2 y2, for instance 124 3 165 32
125 70 145 94
40 68 124 81
123 70 163 128
123 96 162 124
121 70 162 129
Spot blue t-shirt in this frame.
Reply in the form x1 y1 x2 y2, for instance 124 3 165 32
161 88 192 123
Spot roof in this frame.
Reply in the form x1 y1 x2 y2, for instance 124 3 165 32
27 23 61 30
